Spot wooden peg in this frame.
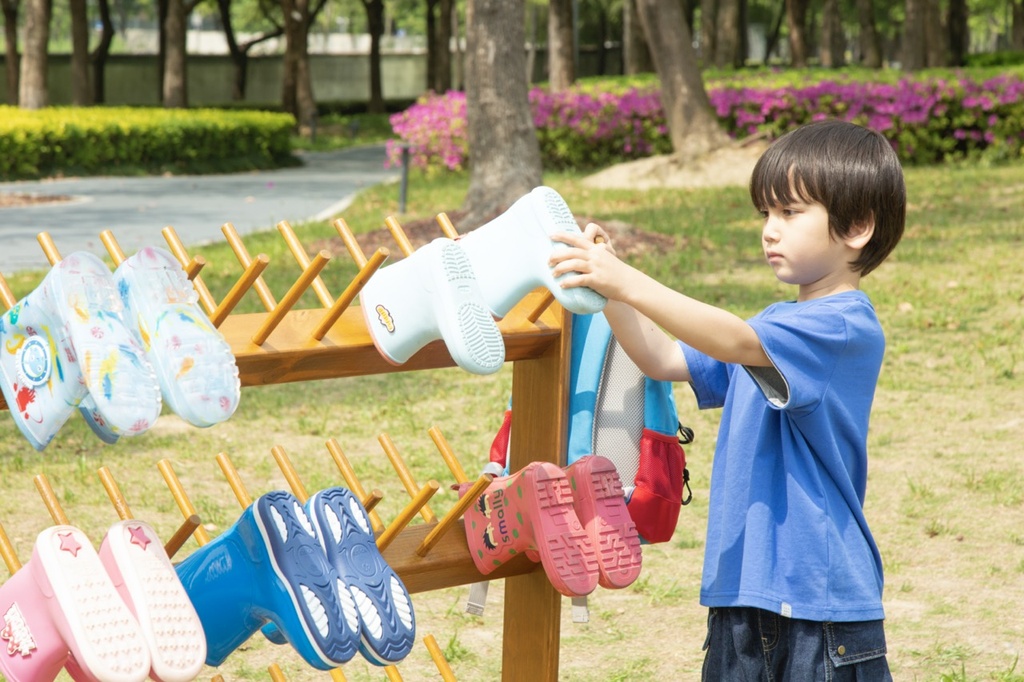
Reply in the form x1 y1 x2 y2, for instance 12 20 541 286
97 466 135 520
210 253 271 327
416 473 492 558
0 272 17 310
162 226 217 315
251 250 331 346
210 676 225 682
378 433 437 523
215 452 253 509
384 665 404 681
222 222 277 311
375 481 440 552
268 663 288 681
278 220 334 308
311 246 388 341
434 212 460 240
329 668 348 681
157 459 212 546
97 465 197 559
184 255 206 281
325 438 384 533
99 229 128 266
0 521 23 574
362 489 384 515
36 232 62 265
424 633 458 681
384 216 415 257
163 514 202 559
527 291 556 323
427 425 468 484
332 217 367 268
33 473 71 525
270 445 310 503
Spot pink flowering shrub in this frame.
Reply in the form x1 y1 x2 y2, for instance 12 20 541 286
388 73 1024 172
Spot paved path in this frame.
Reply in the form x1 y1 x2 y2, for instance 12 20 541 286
0 146 398 274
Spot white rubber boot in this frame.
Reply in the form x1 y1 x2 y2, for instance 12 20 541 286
360 237 505 375
457 186 606 318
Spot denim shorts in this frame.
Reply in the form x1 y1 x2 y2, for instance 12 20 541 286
701 607 891 681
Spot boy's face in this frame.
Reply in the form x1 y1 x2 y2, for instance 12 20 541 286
759 195 863 300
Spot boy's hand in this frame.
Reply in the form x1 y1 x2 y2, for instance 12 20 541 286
549 222 628 300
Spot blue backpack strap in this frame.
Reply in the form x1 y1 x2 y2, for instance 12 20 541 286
566 312 610 465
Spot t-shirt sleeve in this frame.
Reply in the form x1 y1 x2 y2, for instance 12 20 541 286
746 305 849 415
678 340 730 410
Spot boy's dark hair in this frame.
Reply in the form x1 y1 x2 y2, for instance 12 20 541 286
749 119 906 276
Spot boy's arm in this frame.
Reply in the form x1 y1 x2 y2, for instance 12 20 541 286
551 226 771 370
602 299 692 382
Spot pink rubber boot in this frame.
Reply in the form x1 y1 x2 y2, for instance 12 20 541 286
96 520 206 682
565 455 643 589
0 526 150 682
461 461 599 597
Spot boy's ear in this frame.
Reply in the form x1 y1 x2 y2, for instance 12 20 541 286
845 218 875 251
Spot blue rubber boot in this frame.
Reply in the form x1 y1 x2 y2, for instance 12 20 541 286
174 490 360 669
307 487 416 665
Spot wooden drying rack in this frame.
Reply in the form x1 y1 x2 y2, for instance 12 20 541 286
0 214 574 681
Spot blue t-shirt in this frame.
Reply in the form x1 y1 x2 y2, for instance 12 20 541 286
681 290 885 622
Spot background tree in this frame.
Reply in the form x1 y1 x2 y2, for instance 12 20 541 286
462 0 543 228
282 0 329 124
786 0 810 67
91 0 115 103
425 0 454 91
635 0 730 158
216 0 283 100
857 0 882 67
2 0 19 104
1014 0 1024 50
820 0 844 67
948 0 969 66
623 0 654 73
70 0 91 104
699 0 716 64
713 0 745 68
548 0 574 91
357 0 386 114
162 0 202 107
19 0 50 109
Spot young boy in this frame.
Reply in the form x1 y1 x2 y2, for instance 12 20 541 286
550 119 905 679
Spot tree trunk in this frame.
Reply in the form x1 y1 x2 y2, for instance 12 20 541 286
902 0 926 70
714 0 742 68
525 1 537 83
623 0 653 74
157 0 167 98
699 0 716 65
2 0 20 104
820 0 844 67
91 0 114 103
462 0 543 229
19 0 50 109
426 0 438 90
925 0 946 67
856 0 882 67
163 0 187 107
786 0 809 67
635 0 729 159
1014 0 1024 51
70 0 91 104
548 0 574 92
764 0 785 62
364 0 385 114
947 0 968 66
437 0 453 91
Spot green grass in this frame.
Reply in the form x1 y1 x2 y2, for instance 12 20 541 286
1 156 1023 680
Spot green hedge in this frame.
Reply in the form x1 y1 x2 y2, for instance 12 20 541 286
0 107 296 180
